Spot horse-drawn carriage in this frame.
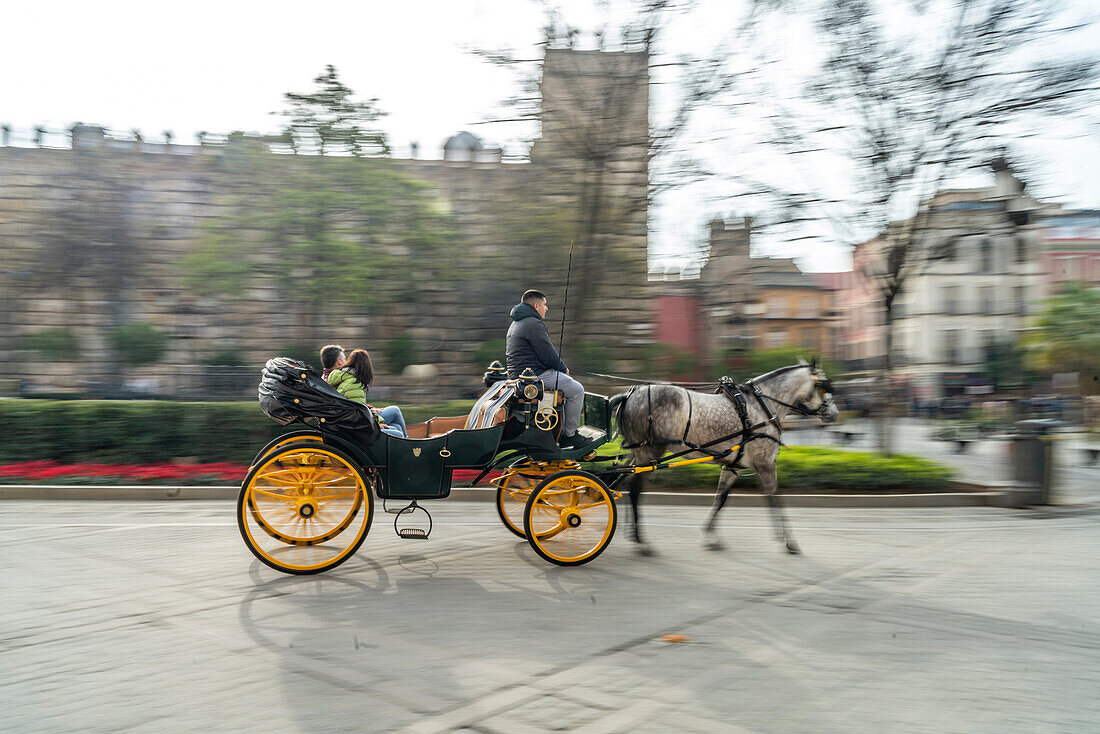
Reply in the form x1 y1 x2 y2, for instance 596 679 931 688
239 357 839 575
239 358 623 574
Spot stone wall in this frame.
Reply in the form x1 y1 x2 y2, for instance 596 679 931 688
0 49 650 399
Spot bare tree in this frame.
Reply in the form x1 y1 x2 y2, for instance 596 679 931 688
719 0 1099 451
470 1 743 344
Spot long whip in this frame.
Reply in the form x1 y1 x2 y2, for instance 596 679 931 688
553 240 575 396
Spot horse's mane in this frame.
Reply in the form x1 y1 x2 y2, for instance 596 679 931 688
743 363 811 385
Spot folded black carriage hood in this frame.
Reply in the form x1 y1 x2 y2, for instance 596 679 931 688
259 357 381 439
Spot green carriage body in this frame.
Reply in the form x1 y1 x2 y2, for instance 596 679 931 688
241 358 618 574
254 357 611 500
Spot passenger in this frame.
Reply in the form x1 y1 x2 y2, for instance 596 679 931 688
506 289 586 449
326 348 408 438
319 344 346 380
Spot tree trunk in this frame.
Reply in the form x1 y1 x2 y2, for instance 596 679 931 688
877 306 895 456
565 163 607 350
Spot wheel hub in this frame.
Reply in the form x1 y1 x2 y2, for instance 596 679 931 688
566 512 582 528
298 503 316 519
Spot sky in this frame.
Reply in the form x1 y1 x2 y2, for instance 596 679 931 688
3 0 1098 273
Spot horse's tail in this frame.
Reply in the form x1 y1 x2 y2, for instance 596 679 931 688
608 390 631 441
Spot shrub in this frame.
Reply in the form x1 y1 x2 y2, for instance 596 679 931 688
24 327 80 360
597 440 953 492
744 347 841 381
110 322 168 366
641 343 695 380
0 399 953 492
0 398 478 465
382 334 418 372
207 349 248 367
277 343 322 371
473 339 506 369
570 341 613 376
0 400 283 464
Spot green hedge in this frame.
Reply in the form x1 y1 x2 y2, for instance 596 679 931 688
597 441 953 492
0 400 289 464
0 400 954 492
0 398 479 465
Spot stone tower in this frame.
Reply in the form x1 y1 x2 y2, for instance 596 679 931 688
529 48 650 348
700 218 755 369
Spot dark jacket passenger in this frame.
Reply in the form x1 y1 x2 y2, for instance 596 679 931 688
505 302 568 378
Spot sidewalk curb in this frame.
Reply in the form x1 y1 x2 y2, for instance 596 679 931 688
0 484 1008 508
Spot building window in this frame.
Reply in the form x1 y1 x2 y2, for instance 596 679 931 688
799 296 817 319
982 285 996 315
1015 235 1027 263
981 239 993 273
1054 256 1081 282
1016 285 1027 315
942 331 958 365
943 285 960 315
767 295 787 318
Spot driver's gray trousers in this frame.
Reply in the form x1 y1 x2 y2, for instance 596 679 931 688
537 369 584 437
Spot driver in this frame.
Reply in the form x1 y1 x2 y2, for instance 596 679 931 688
505 289 586 449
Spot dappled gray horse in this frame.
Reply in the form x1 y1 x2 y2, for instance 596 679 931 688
609 361 839 555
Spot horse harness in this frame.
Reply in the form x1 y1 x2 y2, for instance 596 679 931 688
621 368 832 470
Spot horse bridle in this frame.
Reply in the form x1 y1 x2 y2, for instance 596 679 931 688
740 370 835 421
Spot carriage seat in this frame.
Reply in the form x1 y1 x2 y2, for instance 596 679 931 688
405 379 564 438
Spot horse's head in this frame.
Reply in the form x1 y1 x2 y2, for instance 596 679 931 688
797 358 839 424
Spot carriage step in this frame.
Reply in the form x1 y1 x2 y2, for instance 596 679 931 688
385 505 416 515
393 500 432 539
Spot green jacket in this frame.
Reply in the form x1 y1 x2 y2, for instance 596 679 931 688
327 369 367 404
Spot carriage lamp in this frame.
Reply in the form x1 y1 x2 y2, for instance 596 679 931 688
517 368 544 402
484 360 507 388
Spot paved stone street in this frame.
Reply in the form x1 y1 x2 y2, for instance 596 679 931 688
2 500 1098 733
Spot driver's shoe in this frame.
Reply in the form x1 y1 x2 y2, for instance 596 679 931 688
558 432 587 450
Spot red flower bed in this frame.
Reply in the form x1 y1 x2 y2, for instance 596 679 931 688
0 461 247 483
0 461 500 486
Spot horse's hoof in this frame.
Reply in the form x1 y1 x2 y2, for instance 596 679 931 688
703 539 725 552
635 545 656 557
785 541 801 555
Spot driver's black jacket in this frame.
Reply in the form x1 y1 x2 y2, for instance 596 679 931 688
505 302 568 378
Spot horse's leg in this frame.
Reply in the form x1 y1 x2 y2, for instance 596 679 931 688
758 461 800 555
626 472 656 556
626 446 661 556
702 466 738 551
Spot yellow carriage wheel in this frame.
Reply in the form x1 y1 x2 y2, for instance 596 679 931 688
493 461 581 538
523 470 617 566
494 470 539 538
237 442 374 575
247 432 324 469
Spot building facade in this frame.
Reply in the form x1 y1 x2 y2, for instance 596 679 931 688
750 258 834 355
837 165 1053 398
1036 210 1100 296
652 217 837 378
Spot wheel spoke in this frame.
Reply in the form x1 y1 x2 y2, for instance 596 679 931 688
255 473 303 487
253 487 300 502
314 488 362 501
